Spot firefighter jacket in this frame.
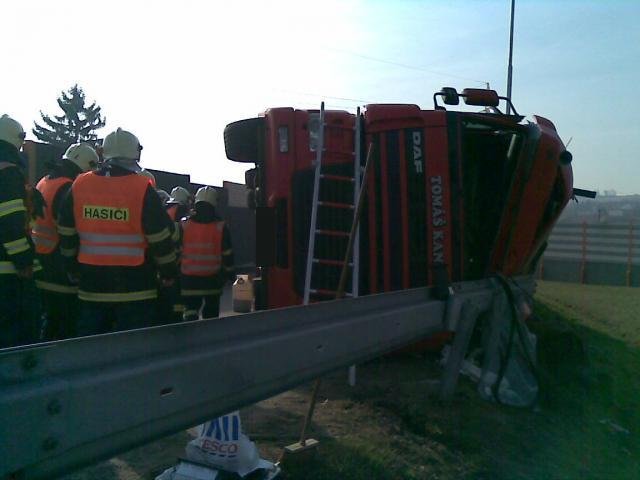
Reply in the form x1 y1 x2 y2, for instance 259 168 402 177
0 140 41 276
32 176 72 254
180 205 234 297
31 164 82 293
57 165 178 303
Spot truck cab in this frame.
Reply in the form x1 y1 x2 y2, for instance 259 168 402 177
225 88 573 310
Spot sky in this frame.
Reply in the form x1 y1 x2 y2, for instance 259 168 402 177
2 0 639 193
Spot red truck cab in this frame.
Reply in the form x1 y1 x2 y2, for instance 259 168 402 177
225 88 573 310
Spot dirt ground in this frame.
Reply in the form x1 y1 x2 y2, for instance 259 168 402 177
64 355 459 480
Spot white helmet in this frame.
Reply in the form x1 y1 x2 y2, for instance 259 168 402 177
0 114 26 150
63 143 98 172
102 128 142 161
195 186 217 207
170 186 192 206
139 168 156 187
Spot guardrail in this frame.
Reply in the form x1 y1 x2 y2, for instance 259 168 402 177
0 276 533 480
540 222 638 286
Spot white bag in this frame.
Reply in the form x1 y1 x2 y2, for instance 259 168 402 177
186 411 274 477
156 412 279 480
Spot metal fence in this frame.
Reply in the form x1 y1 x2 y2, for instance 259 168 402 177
539 222 639 287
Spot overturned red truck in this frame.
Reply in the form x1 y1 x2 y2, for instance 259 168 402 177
224 88 574 310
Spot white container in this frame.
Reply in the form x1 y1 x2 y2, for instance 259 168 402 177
232 275 254 313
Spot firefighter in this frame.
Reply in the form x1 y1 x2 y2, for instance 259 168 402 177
166 186 192 246
137 179 183 325
0 114 41 348
33 143 98 340
156 187 184 324
181 186 234 320
57 128 178 335
157 185 192 323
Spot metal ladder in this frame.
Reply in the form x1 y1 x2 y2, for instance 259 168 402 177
303 102 361 305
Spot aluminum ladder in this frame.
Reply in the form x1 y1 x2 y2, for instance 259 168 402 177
303 102 361 305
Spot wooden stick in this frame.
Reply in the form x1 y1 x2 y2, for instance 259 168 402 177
336 142 374 299
296 142 376 447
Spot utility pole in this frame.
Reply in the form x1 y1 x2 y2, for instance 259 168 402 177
506 0 515 114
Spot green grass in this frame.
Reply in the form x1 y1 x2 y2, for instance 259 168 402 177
537 281 640 346
282 281 640 479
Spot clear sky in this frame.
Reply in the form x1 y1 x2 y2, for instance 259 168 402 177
2 0 638 193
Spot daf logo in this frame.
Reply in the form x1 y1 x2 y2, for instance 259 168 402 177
412 131 423 174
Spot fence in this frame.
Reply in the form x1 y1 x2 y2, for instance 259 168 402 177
539 222 639 287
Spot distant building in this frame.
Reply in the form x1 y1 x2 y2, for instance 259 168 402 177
559 193 640 225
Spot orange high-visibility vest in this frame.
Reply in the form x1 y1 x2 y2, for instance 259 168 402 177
181 220 223 276
32 176 72 254
73 172 149 266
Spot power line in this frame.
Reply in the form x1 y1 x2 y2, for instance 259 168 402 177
271 88 370 104
323 46 488 85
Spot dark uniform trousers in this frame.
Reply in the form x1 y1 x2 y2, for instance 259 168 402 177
0 275 40 348
157 280 184 325
77 299 157 336
183 291 221 320
37 253 79 340
40 290 78 340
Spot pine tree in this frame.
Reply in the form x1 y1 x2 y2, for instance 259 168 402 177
32 85 106 148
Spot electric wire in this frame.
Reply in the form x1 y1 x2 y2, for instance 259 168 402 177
271 88 370 104
323 46 489 85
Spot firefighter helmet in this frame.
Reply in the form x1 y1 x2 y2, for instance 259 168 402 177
0 114 26 150
102 128 142 161
63 143 99 172
170 186 192 206
194 186 217 207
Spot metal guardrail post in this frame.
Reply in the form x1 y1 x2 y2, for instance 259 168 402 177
440 302 481 399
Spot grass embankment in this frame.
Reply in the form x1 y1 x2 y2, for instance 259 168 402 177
278 281 640 479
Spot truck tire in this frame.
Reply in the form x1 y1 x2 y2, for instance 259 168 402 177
224 117 265 164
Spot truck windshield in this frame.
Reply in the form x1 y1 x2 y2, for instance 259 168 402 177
460 119 524 278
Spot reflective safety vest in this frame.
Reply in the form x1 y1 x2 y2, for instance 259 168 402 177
73 172 149 266
0 259 42 275
32 176 72 254
181 220 223 276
